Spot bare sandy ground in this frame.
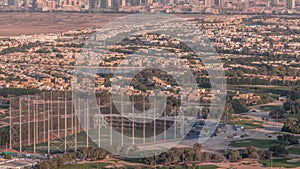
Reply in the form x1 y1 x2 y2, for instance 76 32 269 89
0 13 242 37
0 13 125 37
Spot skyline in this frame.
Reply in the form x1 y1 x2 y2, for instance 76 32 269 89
0 0 299 13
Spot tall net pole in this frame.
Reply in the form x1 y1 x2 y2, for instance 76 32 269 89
19 97 22 152
9 98 12 149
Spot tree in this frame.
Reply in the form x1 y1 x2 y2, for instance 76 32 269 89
193 143 202 161
268 144 288 157
227 150 242 162
284 87 300 114
277 134 299 146
77 147 88 160
282 118 300 134
56 53 64 58
232 99 249 114
247 146 260 159
182 162 189 169
4 154 12 159
202 152 211 162
37 161 50 169
258 150 271 160
283 99 291 111
269 109 286 119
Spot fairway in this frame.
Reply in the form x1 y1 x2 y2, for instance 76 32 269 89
260 158 300 168
21 132 98 154
260 105 282 112
238 120 264 129
159 164 219 169
56 162 109 169
288 145 300 155
196 165 219 169
227 85 290 96
229 139 276 149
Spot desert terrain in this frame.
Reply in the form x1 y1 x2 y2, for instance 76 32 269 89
0 13 125 36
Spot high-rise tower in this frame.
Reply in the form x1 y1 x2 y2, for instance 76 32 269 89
285 0 295 8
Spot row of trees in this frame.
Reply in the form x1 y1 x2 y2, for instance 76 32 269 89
141 143 225 166
0 41 42 55
227 147 271 162
227 135 298 162
36 147 110 169
36 137 296 169
0 88 40 97
140 145 273 166
226 76 300 86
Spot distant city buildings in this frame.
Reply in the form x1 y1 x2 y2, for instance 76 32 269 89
285 0 295 8
0 0 299 12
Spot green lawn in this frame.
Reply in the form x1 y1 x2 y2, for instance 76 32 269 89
229 139 276 149
276 131 293 134
56 162 109 169
22 131 97 154
260 105 282 112
159 164 219 169
157 166 183 169
259 158 300 168
195 165 219 169
288 145 300 155
227 85 291 92
238 120 263 129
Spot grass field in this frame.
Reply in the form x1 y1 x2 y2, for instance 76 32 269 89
260 105 282 112
159 164 219 169
22 132 97 154
288 145 300 155
238 120 264 129
195 165 219 169
56 162 109 169
227 85 290 96
229 139 276 149
259 158 300 168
